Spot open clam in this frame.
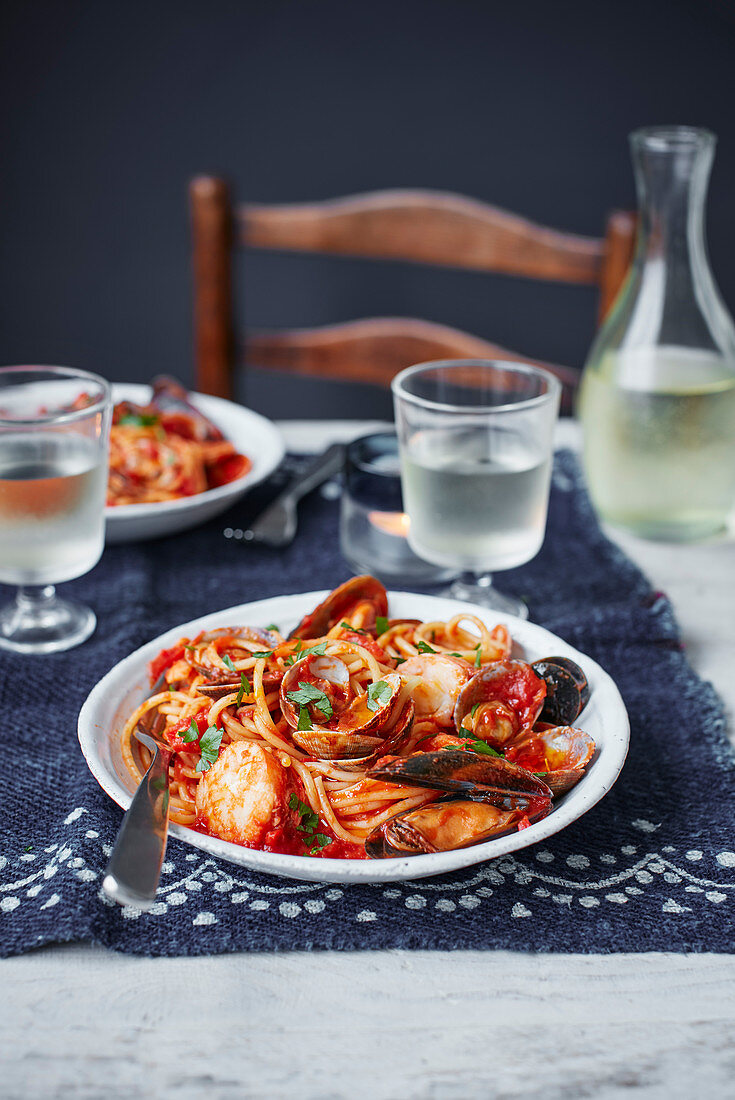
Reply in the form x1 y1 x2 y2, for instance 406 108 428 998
453 660 547 748
193 626 284 698
288 576 388 639
365 750 553 857
505 725 596 795
280 652 404 758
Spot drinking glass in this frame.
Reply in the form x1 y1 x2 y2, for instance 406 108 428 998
0 366 112 653
340 430 457 586
392 360 560 620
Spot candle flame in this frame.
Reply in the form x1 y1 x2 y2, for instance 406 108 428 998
367 510 410 537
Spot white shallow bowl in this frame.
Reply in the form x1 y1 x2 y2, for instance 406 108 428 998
78 591 629 884
104 384 285 543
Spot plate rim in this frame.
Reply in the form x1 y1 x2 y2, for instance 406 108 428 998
105 383 285 520
78 590 630 884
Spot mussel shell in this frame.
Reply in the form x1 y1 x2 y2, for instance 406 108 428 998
151 375 224 440
365 795 525 857
288 576 388 639
531 657 590 725
367 750 552 813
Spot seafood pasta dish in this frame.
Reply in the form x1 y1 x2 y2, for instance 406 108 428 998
121 577 596 860
73 377 251 505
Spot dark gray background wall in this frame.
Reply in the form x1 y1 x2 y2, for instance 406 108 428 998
2 0 734 418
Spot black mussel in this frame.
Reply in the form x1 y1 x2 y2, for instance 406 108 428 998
531 657 589 725
365 794 530 857
368 750 552 814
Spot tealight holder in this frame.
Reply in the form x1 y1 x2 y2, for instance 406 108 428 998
340 431 456 586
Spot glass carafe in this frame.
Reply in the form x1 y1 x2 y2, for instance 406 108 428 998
578 126 735 540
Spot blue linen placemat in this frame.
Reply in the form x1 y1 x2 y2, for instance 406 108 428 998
0 450 733 957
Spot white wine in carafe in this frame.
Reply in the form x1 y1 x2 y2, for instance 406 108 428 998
579 348 735 539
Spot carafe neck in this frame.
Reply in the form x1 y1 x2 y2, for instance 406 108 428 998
631 126 713 281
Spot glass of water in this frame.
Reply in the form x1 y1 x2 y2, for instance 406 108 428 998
392 360 560 620
0 366 112 653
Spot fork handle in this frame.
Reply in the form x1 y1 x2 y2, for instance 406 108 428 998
102 745 172 910
279 442 346 503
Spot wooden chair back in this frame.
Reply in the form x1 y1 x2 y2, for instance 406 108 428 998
189 180 636 408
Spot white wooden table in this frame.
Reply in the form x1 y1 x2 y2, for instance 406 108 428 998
4 420 735 1100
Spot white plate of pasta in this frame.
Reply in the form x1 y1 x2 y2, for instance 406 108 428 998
78 579 629 884
104 381 284 543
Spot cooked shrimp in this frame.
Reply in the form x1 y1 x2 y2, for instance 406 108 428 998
398 654 473 726
195 741 295 847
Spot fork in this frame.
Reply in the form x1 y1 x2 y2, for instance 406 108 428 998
102 702 172 910
224 442 345 548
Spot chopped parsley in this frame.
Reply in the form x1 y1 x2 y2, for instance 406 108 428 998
470 702 482 719
195 725 224 773
236 671 250 706
288 795 332 854
181 718 201 743
118 412 159 427
393 656 406 666
285 641 304 666
416 640 437 655
474 643 482 668
24 845 33 853
366 680 393 712
222 654 237 673
340 621 368 634
303 641 328 658
287 681 333 720
184 644 195 651
375 616 389 636
266 623 280 632
297 706 313 731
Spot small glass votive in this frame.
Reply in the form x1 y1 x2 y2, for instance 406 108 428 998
340 431 456 586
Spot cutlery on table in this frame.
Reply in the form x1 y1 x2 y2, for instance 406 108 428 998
102 692 171 910
224 442 345 548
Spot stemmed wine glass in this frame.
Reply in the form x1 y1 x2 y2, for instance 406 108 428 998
392 360 560 620
0 366 112 653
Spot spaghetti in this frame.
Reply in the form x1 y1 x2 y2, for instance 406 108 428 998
121 577 594 859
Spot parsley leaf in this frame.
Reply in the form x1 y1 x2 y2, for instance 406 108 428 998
474 644 482 668
266 623 280 632
472 740 503 757
340 621 368 635
24 844 33 853
181 718 201 743
287 681 333 720
393 656 406 666
285 641 304 666
251 650 273 660
303 641 328 658
375 616 389 636
366 680 393 712
222 654 237 673
195 725 223 773
288 794 332 854
184 644 195 651
416 640 437 654
236 671 250 706
118 413 159 427
297 706 313 731
470 703 482 719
